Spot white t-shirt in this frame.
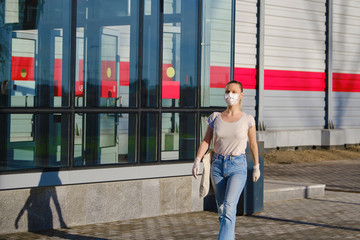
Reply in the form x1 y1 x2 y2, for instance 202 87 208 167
207 112 255 156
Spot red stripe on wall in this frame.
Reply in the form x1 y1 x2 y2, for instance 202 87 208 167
162 64 173 82
101 60 117 98
210 66 230 88
234 67 257 89
264 70 326 91
119 62 129 86
210 67 256 89
211 67 326 91
54 59 62 96
75 81 83 97
76 59 84 96
162 63 180 99
101 60 116 82
162 81 180 99
333 73 360 92
101 81 117 98
11 56 35 81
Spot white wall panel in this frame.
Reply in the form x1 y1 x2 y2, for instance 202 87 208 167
242 89 257 117
332 92 360 128
5 0 19 23
234 0 258 117
333 1 360 74
263 0 326 130
263 91 326 130
332 1 360 128
209 1 231 67
234 0 257 69
264 0 326 71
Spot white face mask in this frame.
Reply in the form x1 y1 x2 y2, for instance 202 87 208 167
224 93 240 106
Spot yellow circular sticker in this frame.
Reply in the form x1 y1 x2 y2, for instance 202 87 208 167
166 67 175 78
107 67 112 78
21 68 27 78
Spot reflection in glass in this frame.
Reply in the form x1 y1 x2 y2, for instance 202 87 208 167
200 113 214 149
76 0 139 107
162 0 198 108
74 113 137 166
140 113 158 163
161 112 196 161
201 0 231 107
142 0 160 108
0 0 71 107
0 113 70 170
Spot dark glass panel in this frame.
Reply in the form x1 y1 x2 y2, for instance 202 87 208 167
162 0 198 108
74 113 137 166
76 0 139 108
0 0 72 107
140 112 158 163
161 112 196 161
0 113 70 171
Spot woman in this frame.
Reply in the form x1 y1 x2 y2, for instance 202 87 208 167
192 80 260 240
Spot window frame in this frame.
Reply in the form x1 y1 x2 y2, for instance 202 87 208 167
0 0 235 174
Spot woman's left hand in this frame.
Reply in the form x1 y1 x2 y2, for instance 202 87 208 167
253 164 260 182
192 158 201 179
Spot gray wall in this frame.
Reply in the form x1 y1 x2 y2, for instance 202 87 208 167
0 176 203 234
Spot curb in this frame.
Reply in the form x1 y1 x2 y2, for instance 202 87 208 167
264 179 326 202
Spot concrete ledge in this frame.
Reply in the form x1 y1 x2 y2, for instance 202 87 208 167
321 129 345 146
257 128 360 149
264 180 325 203
0 176 203 235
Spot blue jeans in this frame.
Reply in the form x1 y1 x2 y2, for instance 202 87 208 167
211 153 247 240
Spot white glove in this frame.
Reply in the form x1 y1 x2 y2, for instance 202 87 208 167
192 157 201 179
253 164 260 182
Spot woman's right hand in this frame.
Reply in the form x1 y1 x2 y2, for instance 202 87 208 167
192 157 201 179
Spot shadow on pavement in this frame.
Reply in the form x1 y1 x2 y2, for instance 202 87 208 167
308 198 360 206
32 229 108 240
248 215 360 232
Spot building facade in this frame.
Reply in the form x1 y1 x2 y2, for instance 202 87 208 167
0 0 359 234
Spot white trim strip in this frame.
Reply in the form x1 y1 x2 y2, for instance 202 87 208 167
0 163 195 190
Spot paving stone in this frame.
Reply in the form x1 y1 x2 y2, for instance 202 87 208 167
1 191 359 240
265 159 360 192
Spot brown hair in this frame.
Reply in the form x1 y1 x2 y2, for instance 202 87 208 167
225 80 243 92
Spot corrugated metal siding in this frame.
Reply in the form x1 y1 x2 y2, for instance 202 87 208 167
263 90 326 130
209 0 232 67
263 0 326 130
5 0 19 24
332 0 360 128
234 0 257 116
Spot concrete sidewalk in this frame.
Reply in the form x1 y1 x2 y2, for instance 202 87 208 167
263 159 360 202
1 191 358 240
265 159 360 192
1 159 359 240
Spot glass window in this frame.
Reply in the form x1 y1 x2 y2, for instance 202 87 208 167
76 0 139 108
141 0 160 108
162 0 198 108
0 0 72 108
201 0 232 107
74 113 137 166
0 113 70 171
161 112 196 161
141 0 199 108
140 112 158 163
0 0 234 173
200 112 214 149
